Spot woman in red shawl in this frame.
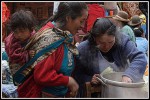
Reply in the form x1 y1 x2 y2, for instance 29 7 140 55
13 2 88 98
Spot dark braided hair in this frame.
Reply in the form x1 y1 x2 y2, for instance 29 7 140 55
42 2 88 28
133 27 144 37
88 18 119 46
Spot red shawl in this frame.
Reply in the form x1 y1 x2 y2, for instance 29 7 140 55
4 31 35 66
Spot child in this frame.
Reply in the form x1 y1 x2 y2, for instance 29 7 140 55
133 27 148 61
4 9 37 76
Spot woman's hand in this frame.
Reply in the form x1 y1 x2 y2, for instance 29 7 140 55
67 77 79 97
122 76 132 83
29 50 35 58
91 74 101 85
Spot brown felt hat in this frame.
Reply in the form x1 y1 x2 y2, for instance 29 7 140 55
128 15 143 26
112 11 130 22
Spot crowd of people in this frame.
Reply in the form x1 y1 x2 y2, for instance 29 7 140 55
2 2 148 98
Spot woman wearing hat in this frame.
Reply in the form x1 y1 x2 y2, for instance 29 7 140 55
112 11 136 43
133 27 148 61
128 15 144 36
128 15 143 28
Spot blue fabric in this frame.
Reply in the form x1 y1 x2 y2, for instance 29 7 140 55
59 44 75 76
2 51 8 61
74 33 147 96
2 84 18 98
141 24 146 35
136 37 148 61
52 21 56 26
105 10 109 16
42 44 75 97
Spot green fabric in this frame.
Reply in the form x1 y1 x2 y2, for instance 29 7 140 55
2 51 8 61
121 25 136 42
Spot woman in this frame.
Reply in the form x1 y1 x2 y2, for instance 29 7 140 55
74 18 147 97
13 2 88 98
133 27 148 61
128 15 143 31
112 11 136 43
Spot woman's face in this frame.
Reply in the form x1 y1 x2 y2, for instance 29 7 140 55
95 34 115 53
13 28 31 42
66 9 88 35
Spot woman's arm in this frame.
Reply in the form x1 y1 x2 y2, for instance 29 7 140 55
121 35 147 82
34 45 69 87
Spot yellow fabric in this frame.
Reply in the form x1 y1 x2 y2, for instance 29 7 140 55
144 64 148 76
139 14 146 24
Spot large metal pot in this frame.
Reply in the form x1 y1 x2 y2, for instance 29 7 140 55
98 72 148 98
